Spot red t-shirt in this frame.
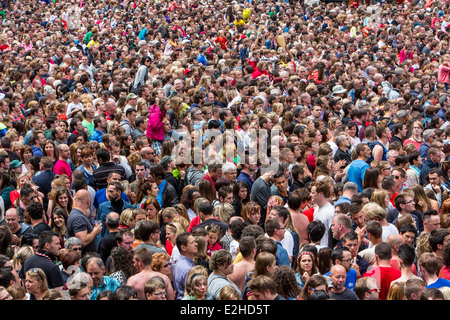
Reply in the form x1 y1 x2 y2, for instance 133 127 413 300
302 207 314 223
363 266 401 300
439 266 450 281
390 193 398 208
215 36 227 50
207 242 223 256
188 216 201 232
165 239 174 256
201 174 216 196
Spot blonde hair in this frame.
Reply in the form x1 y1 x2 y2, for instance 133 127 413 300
184 265 209 296
416 232 432 257
26 268 48 293
120 209 136 228
439 286 450 300
172 215 189 232
6 285 26 300
42 289 66 300
370 189 389 210
215 203 234 223
12 245 34 271
386 282 405 300
362 202 387 221
166 222 184 239
219 285 242 300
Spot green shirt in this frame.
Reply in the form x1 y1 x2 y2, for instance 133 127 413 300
82 120 94 137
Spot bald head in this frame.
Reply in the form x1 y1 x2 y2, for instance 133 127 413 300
330 264 346 276
5 207 20 218
73 189 91 213
106 211 120 229
75 189 90 202
387 234 405 252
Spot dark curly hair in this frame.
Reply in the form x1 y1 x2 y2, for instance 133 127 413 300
272 265 301 299
110 246 138 280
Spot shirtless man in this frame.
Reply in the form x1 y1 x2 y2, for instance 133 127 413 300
287 189 310 248
127 247 175 300
228 236 256 291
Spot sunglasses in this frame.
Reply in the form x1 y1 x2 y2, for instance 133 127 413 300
366 288 380 294
30 268 44 280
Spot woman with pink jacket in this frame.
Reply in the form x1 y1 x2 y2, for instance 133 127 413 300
438 54 450 90
146 98 171 143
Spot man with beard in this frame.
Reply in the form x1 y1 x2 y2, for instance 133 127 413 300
96 182 137 241
23 230 65 289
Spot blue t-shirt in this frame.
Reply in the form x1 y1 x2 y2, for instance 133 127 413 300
347 159 369 192
275 240 290 267
325 268 358 291
426 278 450 289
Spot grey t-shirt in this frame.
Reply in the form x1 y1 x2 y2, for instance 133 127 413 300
67 208 97 255
330 288 359 300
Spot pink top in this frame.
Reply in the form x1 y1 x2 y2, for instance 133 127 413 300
146 104 166 141
53 159 72 183
403 138 423 151
398 50 413 64
438 64 450 84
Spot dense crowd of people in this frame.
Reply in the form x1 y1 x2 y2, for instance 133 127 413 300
1 0 450 302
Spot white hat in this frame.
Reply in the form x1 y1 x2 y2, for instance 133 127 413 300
332 84 347 95
70 47 79 53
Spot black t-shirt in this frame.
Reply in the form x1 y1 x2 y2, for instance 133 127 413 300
23 252 65 289
98 231 118 264
330 288 359 300
32 221 52 237
334 148 352 168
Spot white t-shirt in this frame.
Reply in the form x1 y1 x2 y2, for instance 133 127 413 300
368 223 399 248
313 203 335 248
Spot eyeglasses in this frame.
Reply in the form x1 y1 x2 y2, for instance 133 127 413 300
341 258 353 263
163 263 171 268
72 247 83 252
393 175 400 180
405 200 415 204
151 291 167 296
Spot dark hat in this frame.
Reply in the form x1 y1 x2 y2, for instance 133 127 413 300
159 156 174 169
9 160 23 169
